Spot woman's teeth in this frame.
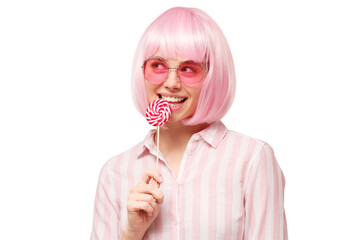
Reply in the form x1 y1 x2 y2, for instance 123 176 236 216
160 95 186 107
161 96 185 102
169 102 181 107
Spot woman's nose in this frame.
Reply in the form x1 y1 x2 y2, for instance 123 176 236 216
163 69 181 90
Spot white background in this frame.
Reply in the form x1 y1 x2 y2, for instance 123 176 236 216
0 0 359 239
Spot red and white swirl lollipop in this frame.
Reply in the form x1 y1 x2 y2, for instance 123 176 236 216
146 99 171 170
146 99 171 127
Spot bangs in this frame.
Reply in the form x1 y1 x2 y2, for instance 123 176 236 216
143 9 209 63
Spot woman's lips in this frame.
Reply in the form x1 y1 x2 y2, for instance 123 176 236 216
168 101 185 111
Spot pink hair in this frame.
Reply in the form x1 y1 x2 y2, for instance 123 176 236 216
131 7 236 125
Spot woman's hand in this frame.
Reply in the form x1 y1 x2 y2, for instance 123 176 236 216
121 169 164 240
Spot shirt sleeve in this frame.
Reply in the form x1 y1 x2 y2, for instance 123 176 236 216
91 161 120 240
243 143 288 240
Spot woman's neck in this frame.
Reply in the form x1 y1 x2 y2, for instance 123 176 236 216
156 122 210 154
153 122 210 177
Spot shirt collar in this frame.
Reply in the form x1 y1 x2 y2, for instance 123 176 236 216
197 121 227 148
137 129 157 159
136 121 228 158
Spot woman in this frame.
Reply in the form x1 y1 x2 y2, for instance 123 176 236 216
91 7 288 240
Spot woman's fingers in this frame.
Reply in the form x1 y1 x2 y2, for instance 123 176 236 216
127 199 155 216
131 182 164 204
128 192 160 216
125 169 165 238
131 192 156 205
139 169 164 185
127 169 165 217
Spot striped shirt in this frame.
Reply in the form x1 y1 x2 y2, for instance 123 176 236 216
91 121 288 240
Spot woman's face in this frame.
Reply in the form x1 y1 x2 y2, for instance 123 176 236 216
145 52 204 124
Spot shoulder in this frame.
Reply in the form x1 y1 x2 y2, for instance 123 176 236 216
223 129 283 186
207 121 274 157
222 128 278 166
98 140 145 177
226 130 281 171
224 128 272 151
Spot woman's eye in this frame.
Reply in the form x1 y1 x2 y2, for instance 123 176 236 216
181 66 196 73
152 63 166 69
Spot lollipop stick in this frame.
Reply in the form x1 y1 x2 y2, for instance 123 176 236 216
156 125 160 170
146 98 170 173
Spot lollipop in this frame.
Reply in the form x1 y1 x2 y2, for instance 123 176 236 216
146 99 171 127
146 99 171 170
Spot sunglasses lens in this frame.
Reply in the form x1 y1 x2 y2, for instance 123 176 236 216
178 61 204 85
144 58 168 83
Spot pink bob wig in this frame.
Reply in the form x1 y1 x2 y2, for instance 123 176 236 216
131 7 236 125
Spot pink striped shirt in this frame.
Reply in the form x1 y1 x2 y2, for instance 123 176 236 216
91 121 288 240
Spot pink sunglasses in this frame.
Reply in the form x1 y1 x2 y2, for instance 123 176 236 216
142 57 207 86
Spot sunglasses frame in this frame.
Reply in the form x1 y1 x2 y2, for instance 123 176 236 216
142 57 208 86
